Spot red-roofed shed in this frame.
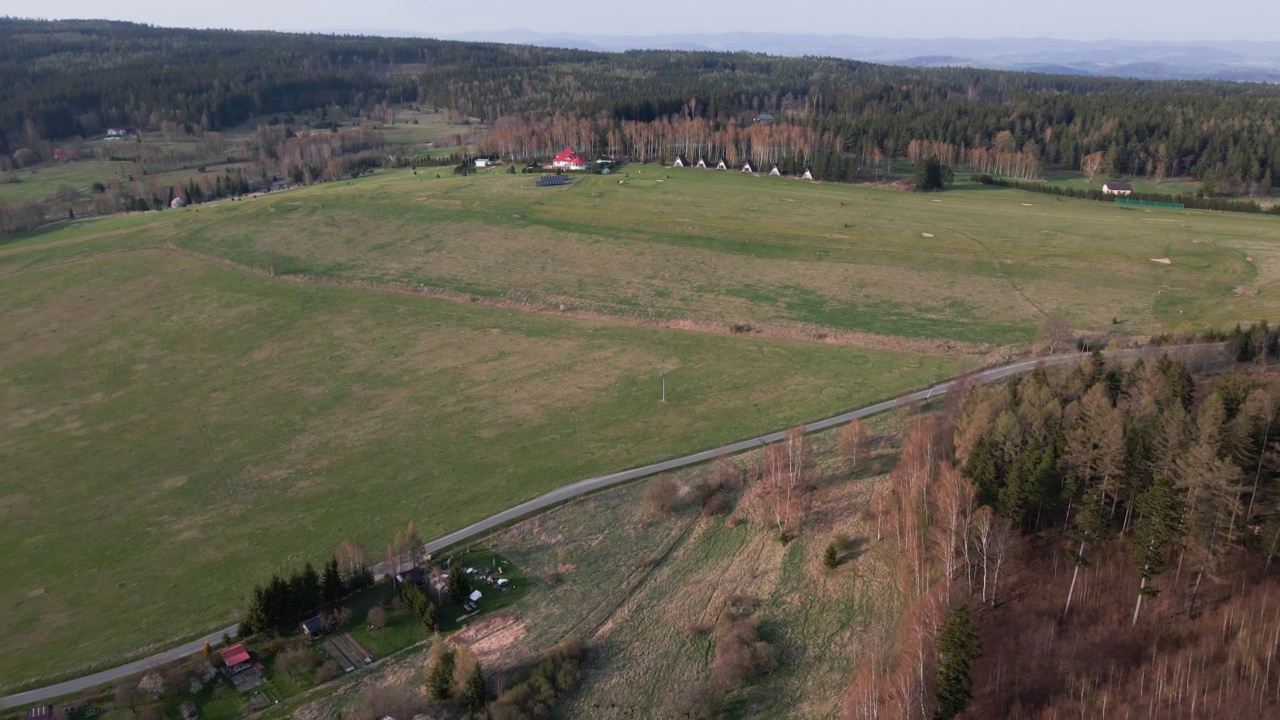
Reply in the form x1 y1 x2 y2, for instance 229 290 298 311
221 643 251 668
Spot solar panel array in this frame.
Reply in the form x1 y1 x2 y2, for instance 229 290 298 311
536 174 568 187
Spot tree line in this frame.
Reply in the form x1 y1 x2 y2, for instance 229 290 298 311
6 19 1280 194
972 174 1280 215
240 540 372 635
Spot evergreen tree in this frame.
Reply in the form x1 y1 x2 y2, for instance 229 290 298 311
322 555 344 604
448 565 472 602
962 437 1000 508
425 638 456 700
462 663 487 713
1130 475 1184 624
912 155 951 191
934 605 980 720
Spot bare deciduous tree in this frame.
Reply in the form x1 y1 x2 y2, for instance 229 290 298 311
839 418 869 473
1081 151 1106 183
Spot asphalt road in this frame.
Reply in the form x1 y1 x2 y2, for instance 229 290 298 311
0 343 1222 709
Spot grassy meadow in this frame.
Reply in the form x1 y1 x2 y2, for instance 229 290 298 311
0 245 957 688
4 161 1280 690
147 167 1280 345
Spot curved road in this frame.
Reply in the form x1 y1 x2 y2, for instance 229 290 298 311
0 343 1223 709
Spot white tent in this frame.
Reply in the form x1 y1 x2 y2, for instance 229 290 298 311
469 590 483 602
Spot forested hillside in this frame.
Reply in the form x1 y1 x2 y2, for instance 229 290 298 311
3 18 1280 193
844 336 1280 719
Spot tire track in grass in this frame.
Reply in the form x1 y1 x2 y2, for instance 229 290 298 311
930 222 1048 320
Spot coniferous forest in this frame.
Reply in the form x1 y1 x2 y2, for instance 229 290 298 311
3 17 1280 196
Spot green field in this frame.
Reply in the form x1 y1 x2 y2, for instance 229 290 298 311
0 242 958 688
5 162 1280 691
142 168 1280 345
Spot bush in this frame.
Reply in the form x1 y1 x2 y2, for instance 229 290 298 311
275 646 318 682
709 610 777 691
672 680 720 719
488 640 587 719
316 659 341 683
367 605 387 629
823 543 840 569
644 474 681 514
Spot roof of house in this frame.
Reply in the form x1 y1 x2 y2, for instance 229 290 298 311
221 643 251 667
397 567 426 585
27 706 53 720
552 147 584 164
1103 182 1133 190
301 615 325 634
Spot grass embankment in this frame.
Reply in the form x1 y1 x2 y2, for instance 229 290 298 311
0 246 956 689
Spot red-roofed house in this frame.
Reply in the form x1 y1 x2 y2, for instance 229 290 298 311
221 643 252 673
551 148 587 171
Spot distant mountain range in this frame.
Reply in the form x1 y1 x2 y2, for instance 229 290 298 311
417 30 1280 83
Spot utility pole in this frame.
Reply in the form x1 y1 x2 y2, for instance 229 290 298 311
661 373 667 403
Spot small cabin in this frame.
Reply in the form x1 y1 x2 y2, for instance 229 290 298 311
1102 182 1134 196
694 157 708 169
801 168 814 180
672 155 688 168
301 615 325 640
769 165 781 176
741 161 755 173
715 159 728 170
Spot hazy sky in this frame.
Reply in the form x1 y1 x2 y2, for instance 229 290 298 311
5 0 1278 42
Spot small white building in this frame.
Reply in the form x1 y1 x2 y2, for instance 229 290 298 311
769 165 781 176
741 161 755 173
715 159 728 170
672 155 688 168
474 158 491 168
1102 182 1134 196
694 157 708 169
801 168 814 180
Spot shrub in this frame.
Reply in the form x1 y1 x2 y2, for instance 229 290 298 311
824 543 840 569
275 646 318 682
488 640 587 719
709 610 777 691
644 474 681 514
315 659 341 683
672 680 720 719
367 605 387 629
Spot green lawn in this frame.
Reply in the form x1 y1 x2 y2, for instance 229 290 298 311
0 248 959 689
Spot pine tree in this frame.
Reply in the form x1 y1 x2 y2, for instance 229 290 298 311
934 605 979 720
448 564 472 602
425 637 455 700
462 663 486 713
1130 475 1184 625
322 555 344 604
